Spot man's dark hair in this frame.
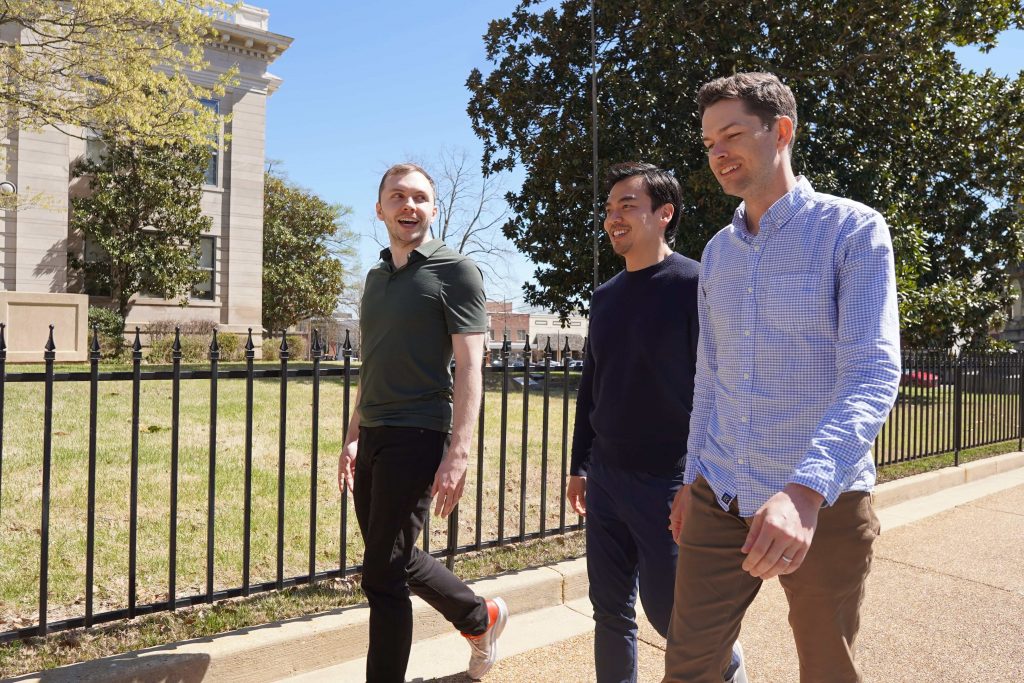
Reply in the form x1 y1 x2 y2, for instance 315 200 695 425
378 162 436 202
697 72 798 150
604 162 683 246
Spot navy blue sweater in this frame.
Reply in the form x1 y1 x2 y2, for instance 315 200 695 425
570 252 700 478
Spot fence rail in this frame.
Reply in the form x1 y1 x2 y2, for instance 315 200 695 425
0 327 1019 643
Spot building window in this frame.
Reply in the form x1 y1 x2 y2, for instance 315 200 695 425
570 321 581 327
536 320 548 326
517 329 527 341
85 131 108 165
1009 280 1023 321
82 238 111 297
192 236 215 300
201 99 220 186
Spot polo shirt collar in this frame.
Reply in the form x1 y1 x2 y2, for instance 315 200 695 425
379 238 446 266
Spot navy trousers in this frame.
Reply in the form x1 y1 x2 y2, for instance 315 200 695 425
586 460 683 683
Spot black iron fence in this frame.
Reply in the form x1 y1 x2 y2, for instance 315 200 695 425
0 330 1019 643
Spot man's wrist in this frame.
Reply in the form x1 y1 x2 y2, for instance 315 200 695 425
783 482 825 508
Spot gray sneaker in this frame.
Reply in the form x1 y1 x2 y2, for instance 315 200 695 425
724 640 748 683
463 597 508 680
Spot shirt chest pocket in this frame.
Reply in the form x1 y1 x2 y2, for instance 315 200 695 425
759 270 834 334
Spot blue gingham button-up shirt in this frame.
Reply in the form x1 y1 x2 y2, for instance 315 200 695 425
684 177 901 516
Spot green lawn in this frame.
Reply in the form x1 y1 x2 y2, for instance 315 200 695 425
0 364 581 631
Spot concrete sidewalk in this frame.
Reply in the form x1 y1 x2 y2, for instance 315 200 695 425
10 452 1024 683
293 455 1024 683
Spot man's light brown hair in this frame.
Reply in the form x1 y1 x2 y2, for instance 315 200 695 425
697 72 798 150
377 163 436 201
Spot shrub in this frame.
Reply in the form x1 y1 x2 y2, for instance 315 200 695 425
263 334 305 362
88 306 127 360
148 318 217 341
214 331 242 362
147 334 210 364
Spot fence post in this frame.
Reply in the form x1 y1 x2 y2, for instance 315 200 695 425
341 330 352 575
1018 352 1023 452
85 325 99 627
277 331 289 590
38 325 56 636
953 353 963 467
242 329 255 595
168 329 182 610
206 330 220 603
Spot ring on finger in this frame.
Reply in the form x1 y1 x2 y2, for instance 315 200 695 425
781 555 793 563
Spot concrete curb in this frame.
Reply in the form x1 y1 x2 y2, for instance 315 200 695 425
11 451 1024 683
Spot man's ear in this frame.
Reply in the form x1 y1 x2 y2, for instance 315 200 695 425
659 203 675 226
375 201 384 221
776 116 795 150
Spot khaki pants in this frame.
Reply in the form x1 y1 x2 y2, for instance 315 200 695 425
663 477 880 683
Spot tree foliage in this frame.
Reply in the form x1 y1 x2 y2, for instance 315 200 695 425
263 170 355 333
70 138 213 319
468 0 1024 347
0 0 231 146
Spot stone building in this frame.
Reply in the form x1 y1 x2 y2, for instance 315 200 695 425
0 4 291 360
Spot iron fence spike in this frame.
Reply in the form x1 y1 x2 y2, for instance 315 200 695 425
45 324 56 352
244 328 255 351
132 327 142 352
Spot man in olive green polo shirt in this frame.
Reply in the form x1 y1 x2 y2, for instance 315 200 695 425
338 163 507 683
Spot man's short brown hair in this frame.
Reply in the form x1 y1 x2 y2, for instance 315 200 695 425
377 163 436 201
697 72 798 149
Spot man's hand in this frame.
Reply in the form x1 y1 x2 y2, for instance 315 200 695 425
431 449 469 517
338 440 357 493
567 475 587 516
668 484 691 544
741 483 824 580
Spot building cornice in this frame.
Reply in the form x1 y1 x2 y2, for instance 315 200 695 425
206 21 293 66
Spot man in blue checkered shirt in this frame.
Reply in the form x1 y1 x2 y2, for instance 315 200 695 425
662 73 901 683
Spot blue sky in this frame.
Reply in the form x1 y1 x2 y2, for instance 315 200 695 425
254 2 1022 309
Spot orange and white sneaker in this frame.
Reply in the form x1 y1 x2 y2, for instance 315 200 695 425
462 597 508 680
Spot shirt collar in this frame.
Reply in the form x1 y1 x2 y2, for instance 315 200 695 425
732 176 814 241
379 238 445 266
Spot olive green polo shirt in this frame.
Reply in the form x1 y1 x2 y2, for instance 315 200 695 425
358 239 487 433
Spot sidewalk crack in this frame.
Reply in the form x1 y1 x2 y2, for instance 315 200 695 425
875 556 1023 595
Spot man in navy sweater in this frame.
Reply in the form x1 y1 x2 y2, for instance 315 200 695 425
569 162 741 683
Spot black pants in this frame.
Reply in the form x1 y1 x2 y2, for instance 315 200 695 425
354 425 488 683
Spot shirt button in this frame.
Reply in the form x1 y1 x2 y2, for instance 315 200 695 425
753 245 760 252
743 373 750 379
744 330 750 336
740 416 748 423
737 458 745 464
747 287 753 294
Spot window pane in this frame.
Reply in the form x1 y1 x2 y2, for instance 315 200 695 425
199 236 214 268
192 274 213 299
200 99 219 186
204 152 218 186
86 137 107 164
192 236 215 300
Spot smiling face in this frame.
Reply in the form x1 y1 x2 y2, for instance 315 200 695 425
375 170 437 252
701 98 793 205
604 175 673 267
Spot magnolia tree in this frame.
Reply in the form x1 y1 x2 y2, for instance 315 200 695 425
468 0 1024 348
